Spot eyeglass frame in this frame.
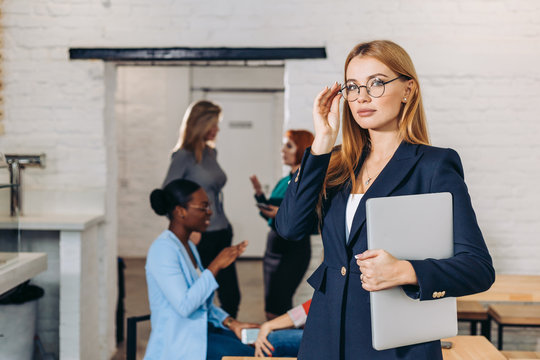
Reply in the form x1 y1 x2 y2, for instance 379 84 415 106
339 75 405 101
188 204 212 213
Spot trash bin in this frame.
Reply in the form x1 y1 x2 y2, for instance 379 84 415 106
0 281 44 360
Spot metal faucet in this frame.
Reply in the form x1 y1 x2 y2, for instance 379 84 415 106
1 154 46 216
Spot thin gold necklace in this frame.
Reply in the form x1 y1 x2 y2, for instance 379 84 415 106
364 165 382 186
363 145 399 186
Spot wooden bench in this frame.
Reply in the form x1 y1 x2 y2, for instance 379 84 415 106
501 350 540 359
488 304 540 350
457 300 490 338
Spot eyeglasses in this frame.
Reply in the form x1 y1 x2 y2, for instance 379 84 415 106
189 204 212 213
340 76 404 102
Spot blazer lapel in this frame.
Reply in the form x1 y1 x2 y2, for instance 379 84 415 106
347 141 423 248
331 149 368 257
190 241 215 307
175 237 196 285
336 186 349 243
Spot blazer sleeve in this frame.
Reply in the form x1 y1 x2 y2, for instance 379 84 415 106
207 303 230 329
275 148 332 241
408 148 495 300
147 242 220 317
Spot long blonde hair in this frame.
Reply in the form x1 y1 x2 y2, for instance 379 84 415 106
172 100 222 163
321 40 430 205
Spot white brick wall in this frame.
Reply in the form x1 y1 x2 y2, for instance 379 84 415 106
2 0 539 356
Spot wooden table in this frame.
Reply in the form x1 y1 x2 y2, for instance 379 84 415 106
501 350 540 359
224 336 504 360
442 336 505 359
459 274 540 303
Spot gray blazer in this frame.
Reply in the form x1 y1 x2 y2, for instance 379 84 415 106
163 147 229 231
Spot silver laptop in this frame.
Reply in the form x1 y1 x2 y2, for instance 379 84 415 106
366 192 457 351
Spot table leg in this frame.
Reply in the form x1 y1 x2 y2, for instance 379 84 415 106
470 320 478 335
481 319 491 340
497 324 504 350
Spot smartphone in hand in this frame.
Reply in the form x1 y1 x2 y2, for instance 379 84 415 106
256 202 272 211
241 328 260 345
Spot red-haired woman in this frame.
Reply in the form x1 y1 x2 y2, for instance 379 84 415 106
250 129 314 320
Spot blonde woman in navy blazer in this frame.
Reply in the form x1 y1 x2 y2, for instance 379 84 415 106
275 40 495 360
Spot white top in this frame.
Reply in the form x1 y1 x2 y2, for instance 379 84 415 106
345 193 363 241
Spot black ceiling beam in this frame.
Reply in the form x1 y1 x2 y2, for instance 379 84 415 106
69 47 326 61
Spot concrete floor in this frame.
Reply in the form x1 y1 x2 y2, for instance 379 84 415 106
112 258 268 360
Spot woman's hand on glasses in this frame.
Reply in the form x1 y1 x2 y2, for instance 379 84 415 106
312 82 342 155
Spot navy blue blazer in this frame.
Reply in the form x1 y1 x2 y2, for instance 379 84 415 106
275 141 495 360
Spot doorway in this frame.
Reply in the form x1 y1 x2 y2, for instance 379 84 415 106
116 65 284 258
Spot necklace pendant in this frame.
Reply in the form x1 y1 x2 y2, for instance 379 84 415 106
365 178 371 186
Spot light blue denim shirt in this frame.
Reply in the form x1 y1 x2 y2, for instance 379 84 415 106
144 230 229 360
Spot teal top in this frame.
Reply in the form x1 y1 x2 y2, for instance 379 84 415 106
267 175 292 227
254 174 292 228
270 175 291 201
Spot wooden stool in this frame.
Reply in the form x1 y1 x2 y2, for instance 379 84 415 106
457 300 490 338
501 350 540 359
488 304 540 350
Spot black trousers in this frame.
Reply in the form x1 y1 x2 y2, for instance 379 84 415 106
263 228 311 315
197 225 241 318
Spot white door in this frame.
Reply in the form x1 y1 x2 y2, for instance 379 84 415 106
192 91 283 257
